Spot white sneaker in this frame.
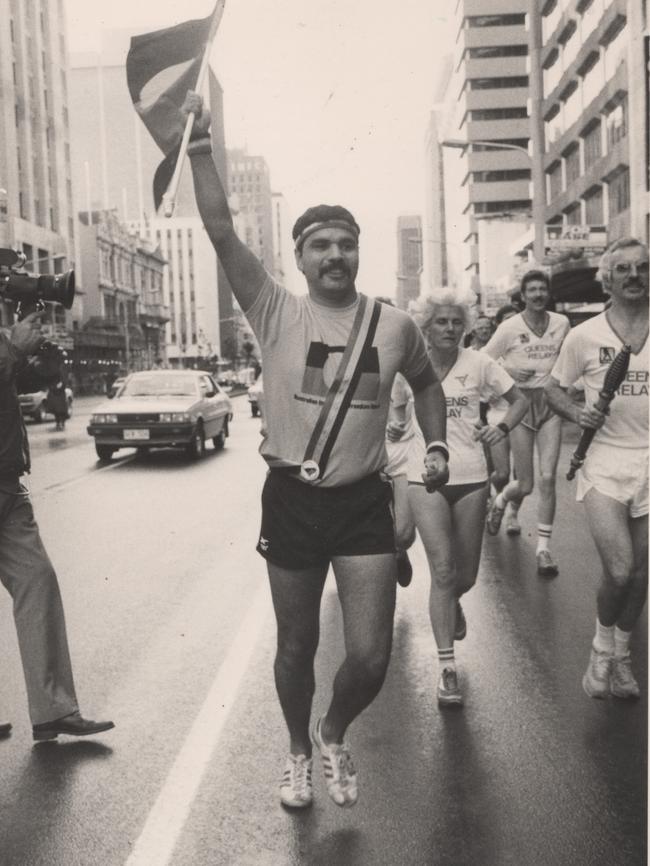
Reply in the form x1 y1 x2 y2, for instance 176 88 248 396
582 647 612 699
610 654 640 700
437 667 463 707
312 717 358 807
279 754 313 808
504 505 521 536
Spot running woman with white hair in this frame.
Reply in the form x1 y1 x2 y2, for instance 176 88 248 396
402 287 528 705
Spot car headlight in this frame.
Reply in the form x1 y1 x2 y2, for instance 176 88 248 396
91 414 118 424
159 412 191 423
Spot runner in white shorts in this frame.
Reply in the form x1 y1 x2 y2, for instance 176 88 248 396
546 237 649 700
484 270 570 577
404 287 527 707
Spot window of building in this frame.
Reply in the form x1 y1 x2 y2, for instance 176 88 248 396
542 0 563 42
547 161 563 201
605 94 627 148
581 119 602 168
473 199 531 215
564 144 581 186
469 106 528 122
471 169 531 183
468 45 528 59
469 76 529 90
608 166 630 216
545 104 564 146
565 202 582 224
602 16 627 78
584 185 604 223
466 13 526 27
562 81 581 130
543 48 562 97
559 20 580 69
580 52 603 107
579 0 603 42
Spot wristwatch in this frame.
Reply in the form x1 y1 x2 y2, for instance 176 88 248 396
496 422 510 436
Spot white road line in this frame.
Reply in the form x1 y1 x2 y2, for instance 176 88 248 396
124 581 270 866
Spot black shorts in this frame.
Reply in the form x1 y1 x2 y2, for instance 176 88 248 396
257 470 395 570
409 479 487 506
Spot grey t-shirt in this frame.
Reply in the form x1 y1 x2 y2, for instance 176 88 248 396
245 276 431 486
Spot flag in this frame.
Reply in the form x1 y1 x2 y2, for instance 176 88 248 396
126 3 222 212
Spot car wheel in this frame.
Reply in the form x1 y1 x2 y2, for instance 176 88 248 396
186 422 205 460
95 444 115 463
32 406 43 423
213 418 229 450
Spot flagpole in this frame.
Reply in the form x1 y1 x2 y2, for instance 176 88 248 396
162 0 226 217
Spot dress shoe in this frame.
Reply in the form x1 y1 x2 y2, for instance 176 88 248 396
0 722 12 739
33 710 115 741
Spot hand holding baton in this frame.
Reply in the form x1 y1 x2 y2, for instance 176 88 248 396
566 344 631 480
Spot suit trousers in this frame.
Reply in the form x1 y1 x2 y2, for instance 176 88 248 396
0 483 78 725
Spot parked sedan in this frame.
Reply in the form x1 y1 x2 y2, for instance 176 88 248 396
86 370 233 463
19 387 73 423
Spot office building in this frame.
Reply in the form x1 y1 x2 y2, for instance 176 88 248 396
396 215 422 310
0 0 76 335
540 0 648 243
438 2 532 295
227 148 275 275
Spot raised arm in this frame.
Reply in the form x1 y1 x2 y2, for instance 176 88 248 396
183 92 268 312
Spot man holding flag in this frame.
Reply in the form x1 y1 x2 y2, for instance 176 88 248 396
164 86 448 809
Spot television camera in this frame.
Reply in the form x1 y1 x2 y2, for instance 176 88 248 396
0 247 75 360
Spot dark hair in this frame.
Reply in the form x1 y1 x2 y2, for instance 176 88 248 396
520 269 550 294
292 205 360 250
495 304 517 325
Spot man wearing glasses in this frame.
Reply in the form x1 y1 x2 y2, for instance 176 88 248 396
546 238 648 700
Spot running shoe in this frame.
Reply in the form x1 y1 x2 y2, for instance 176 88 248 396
504 505 521 536
437 667 463 707
454 600 467 641
396 549 413 588
582 647 612 699
536 550 559 577
485 498 505 536
279 754 313 808
312 717 358 807
610 654 640 700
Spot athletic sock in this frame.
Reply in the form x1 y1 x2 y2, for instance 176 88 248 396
593 619 615 654
536 524 553 553
438 647 455 671
613 626 632 658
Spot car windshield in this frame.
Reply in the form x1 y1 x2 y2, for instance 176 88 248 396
120 376 198 397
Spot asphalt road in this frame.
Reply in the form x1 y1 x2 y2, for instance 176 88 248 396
0 397 646 866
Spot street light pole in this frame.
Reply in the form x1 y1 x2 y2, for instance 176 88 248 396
527 0 547 266
441 132 547 264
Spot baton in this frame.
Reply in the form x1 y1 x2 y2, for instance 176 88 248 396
566 344 631 480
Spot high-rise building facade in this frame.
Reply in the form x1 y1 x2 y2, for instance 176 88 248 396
540 0 648 244
227 148 275 275
440 2 532 293
396 215 422 310
0 0 76 333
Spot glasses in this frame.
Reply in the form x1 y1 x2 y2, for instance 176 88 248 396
611 261 649 277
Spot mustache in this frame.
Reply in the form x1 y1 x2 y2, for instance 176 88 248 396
319 261 350 277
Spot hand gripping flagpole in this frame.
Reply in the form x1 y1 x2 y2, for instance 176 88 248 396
162 0 226 217
566 344 631 480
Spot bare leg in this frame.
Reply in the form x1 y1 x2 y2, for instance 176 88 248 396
501 423 535 508
320 553 396 743
267 561 328 757
453 485 490 596
583 491 636 626
391 474 416 549
489 437 511 494
408 485 455 650
534 414 562 528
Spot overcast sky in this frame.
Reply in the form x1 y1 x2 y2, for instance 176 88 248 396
64 0 453 295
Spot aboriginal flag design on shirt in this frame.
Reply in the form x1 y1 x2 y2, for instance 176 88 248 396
300 341 380 405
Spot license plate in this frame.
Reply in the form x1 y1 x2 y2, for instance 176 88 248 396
124 429 150 440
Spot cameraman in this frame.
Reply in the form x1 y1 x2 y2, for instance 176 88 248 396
0 311 114 741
